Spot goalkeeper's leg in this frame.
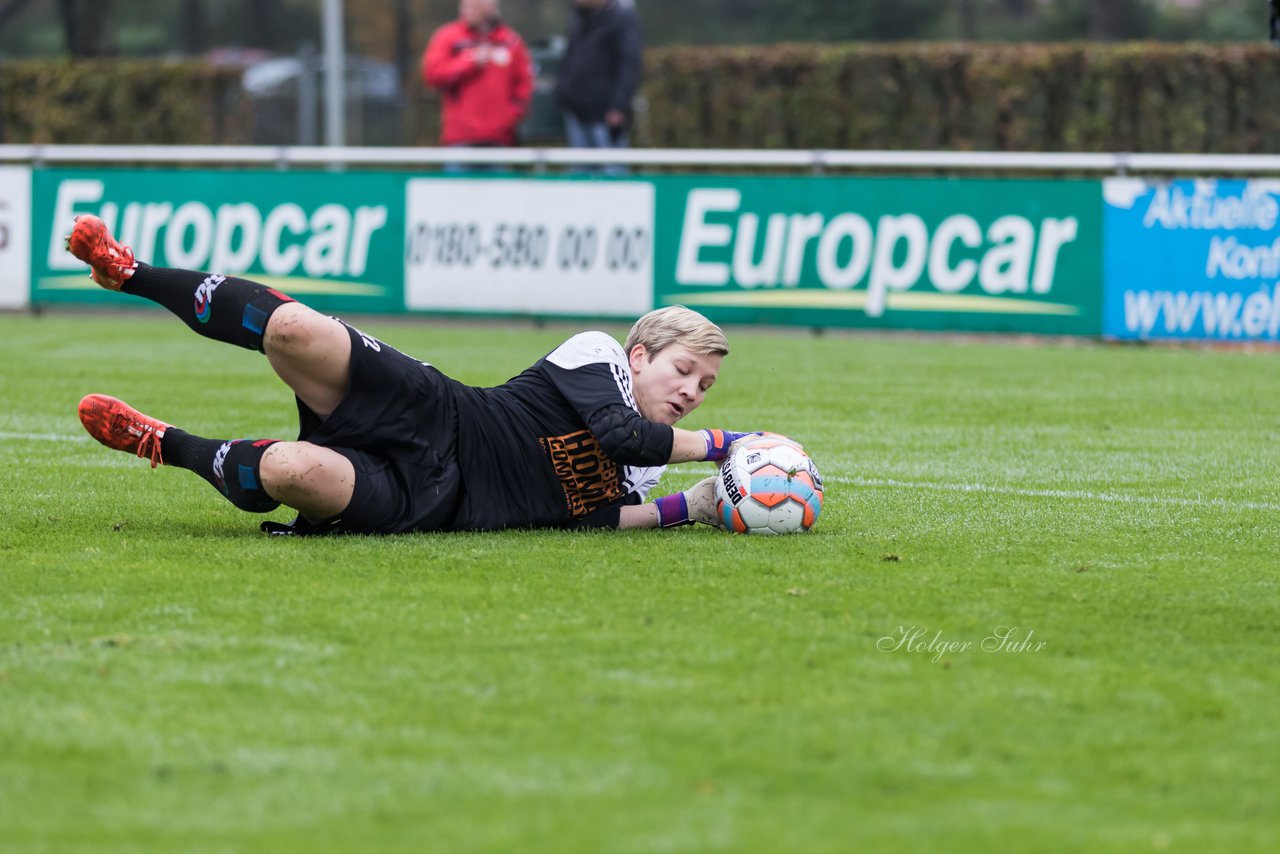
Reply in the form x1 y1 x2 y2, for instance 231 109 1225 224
66 214 352 418
78 394 353 520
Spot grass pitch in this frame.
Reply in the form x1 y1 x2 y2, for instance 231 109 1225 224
1 312 1277 853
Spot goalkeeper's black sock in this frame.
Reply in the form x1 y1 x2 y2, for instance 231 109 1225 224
121 264 295 352
161 429 281 513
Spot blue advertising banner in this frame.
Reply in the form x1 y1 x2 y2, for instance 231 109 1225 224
1104 178 1280 342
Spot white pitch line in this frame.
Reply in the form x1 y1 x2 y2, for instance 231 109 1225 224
832 476 1280 513
667 469 1278 513
0 431 89 442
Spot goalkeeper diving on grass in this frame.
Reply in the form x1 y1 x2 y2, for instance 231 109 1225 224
66 215 754 535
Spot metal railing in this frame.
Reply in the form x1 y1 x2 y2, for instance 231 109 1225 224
3 144 1280 175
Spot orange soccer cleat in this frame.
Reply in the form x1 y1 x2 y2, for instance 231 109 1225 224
64 215 137 290
78 394 169 468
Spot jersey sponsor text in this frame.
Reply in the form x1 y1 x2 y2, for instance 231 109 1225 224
540 429 623 517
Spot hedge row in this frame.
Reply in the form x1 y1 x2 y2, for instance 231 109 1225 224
5 44 1280 153
639 43 1280 153
0 60 251 145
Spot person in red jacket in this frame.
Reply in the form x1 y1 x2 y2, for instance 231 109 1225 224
422 0 533 147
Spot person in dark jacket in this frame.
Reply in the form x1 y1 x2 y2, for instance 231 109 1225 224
554 0 643 161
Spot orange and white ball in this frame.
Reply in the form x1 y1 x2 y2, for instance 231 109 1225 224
715 434 824 535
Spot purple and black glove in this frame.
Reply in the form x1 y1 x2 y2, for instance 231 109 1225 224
697 429 760 462
654 476 722 528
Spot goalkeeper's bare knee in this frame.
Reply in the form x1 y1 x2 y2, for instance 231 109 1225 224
262 305 352 417
260 442 356 522
262 303 345 360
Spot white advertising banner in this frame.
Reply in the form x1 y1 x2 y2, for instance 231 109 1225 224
0 166 32 309
405 179 654 316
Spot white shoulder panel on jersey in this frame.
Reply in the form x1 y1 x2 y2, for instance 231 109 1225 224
624 465 666 502
546 331 627 372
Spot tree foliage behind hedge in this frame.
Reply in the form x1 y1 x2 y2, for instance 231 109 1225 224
4 44 1280 153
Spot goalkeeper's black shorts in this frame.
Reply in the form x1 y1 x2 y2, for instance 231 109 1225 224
294 321 464 534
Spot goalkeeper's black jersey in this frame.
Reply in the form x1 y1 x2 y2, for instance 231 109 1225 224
446 331 671 531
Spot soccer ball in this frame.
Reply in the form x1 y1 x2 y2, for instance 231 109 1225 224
715 434 824 535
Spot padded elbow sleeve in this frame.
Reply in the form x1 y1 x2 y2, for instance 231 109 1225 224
592 405 673 466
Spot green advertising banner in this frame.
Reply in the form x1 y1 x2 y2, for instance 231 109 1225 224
26 168 1104 334
652 175 1102 334
32 168 406 314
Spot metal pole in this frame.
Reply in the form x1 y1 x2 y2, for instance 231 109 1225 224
298 42 318 146
322 0 345 147
958 0 976 40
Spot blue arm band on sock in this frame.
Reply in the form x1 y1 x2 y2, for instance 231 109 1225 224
654 493 691 528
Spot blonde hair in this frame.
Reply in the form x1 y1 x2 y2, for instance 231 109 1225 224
624 306 729 359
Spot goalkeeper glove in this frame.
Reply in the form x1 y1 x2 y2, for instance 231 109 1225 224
653 476 722 528
698 429 759 462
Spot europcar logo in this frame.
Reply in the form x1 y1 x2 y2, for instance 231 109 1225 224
193 274 226 323
672 187 1083 317
41 177 392 301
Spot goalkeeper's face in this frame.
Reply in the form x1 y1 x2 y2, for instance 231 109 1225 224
628 342 722 426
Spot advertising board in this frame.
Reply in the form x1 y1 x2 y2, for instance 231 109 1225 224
0 166 32 309
653 176 1102 334
404 178 654 317
1104 178 1280 342
32 169 406 314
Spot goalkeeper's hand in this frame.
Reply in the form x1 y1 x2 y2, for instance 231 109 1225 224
653 476 723 529
697 429 760 462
